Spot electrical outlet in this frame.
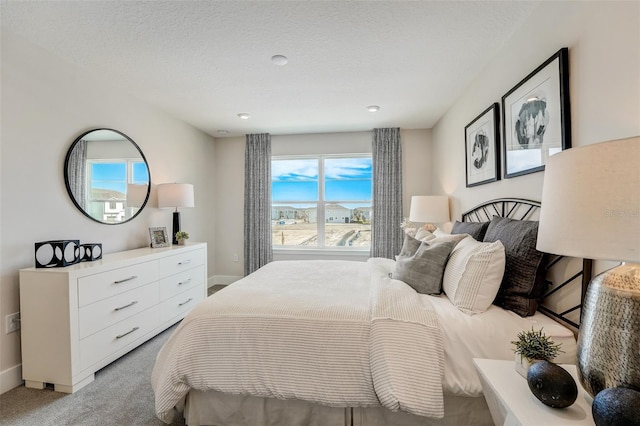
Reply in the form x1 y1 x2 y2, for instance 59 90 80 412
233 253 239 262
6 312 20 334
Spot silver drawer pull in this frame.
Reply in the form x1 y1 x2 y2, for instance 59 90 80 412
178 298 193 307
114 275 138 284
116 326 139 339
178 278 192 286
178 259 191 265
114 300 138 311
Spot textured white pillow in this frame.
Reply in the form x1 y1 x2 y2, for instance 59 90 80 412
443 235 505 314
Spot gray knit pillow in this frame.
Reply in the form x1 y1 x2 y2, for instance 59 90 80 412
392 240 455 295
483 216 548 316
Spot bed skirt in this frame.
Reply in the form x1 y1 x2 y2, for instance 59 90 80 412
183 390 493 426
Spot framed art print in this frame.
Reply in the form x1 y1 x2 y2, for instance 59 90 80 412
502 47 571 178
465 103 500 187
149 227 170 248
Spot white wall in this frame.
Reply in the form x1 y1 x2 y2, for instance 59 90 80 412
212 129 432 279
0 32 216 392
431 1 640 220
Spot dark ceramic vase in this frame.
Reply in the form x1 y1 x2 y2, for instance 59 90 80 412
527 360 578 408
592 387 640 426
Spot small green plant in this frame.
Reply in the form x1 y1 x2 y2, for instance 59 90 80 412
175 231 190 241
512 327 563 362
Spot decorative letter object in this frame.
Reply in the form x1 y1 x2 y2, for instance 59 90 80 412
34 240 81 268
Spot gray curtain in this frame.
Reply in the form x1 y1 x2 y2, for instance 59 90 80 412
67 139 88 210
244 133 273 275
371 128 404 259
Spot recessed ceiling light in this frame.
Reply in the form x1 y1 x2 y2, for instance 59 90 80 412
271 55 288 66
217 130 229 136
366 105 380 112
237 113 251 119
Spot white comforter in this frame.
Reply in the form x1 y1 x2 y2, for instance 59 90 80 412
152 259 445 423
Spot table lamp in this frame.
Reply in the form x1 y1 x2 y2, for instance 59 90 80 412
536 136 640 397
126 183 149 209
157 183 195 244
409 195 450 232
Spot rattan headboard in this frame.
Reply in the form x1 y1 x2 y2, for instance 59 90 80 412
461 198 592 331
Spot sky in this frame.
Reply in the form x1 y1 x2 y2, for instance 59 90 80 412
272 157 372 203
91 161 149 194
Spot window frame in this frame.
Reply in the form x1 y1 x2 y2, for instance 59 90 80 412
271 153 372 251
86 158 149 222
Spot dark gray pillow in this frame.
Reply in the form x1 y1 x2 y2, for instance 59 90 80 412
483 216 548 316
392 240 455 295
451 220 490 241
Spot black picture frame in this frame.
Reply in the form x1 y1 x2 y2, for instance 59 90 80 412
502 47 571 178
149 227 169 248
465 103 500 187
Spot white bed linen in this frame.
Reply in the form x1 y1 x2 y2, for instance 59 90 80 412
184 390 493 426
427 292 577 396
368 258 577 397
152 259 445 423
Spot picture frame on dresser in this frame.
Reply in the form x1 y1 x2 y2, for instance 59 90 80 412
465 102 500 187
149 227 169 248
502 47 571 178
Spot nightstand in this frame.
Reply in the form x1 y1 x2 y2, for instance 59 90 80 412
473 358 595 426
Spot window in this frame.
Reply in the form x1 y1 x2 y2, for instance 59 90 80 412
87 159 148 223
272 154 372 249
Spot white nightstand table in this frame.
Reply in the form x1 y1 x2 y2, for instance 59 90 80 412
473 358 595 426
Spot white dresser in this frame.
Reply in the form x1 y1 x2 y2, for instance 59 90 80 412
19 242 207 393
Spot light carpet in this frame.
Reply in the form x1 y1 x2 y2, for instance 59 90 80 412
0 287 226 426
0 324 183 426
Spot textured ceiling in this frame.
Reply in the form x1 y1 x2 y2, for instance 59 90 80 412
2 1 539 138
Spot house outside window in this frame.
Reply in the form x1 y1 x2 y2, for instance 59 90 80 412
87 159 148 223
272 154 372 249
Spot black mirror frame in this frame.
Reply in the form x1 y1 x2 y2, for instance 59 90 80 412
64 128 151 225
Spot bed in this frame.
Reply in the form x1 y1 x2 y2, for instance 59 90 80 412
151 198 590 426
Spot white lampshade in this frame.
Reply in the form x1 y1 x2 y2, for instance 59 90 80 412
537 136 640 263
157 183 195 209
126 183 148 208
409 195 450 224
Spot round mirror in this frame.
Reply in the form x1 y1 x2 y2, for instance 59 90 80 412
64 128 151 225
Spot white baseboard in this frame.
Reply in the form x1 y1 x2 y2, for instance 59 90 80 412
210 275 243 287
0 363 23 394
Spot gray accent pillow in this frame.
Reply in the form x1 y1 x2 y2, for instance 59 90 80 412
483 216 548 316
392 240 455 295
451 220 490 241
398 233 423 258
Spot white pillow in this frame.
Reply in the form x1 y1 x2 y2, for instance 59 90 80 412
443 235 505 314
415 227 436 242
433 228 448 238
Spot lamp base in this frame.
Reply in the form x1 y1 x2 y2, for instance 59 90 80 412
577 263 640 397
172 211 181 245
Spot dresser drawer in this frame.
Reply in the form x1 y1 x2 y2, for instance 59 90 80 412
159 265 205 301
159 249 205 277
159 285 205 324
79 305 159 371
78 282 160 339
78 261 159 307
